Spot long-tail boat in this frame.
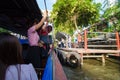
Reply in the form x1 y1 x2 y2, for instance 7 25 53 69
0 0 67 80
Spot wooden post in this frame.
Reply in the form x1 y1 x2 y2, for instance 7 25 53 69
116 31 120 50
84 30 87 50
102 54 105 66
80 53 83 65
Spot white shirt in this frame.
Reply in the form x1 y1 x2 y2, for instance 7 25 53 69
5 64 38 80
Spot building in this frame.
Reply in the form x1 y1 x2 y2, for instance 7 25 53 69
102 0 118 10
94 0 119 14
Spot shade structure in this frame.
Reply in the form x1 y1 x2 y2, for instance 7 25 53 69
0 0 42 36
56 32 68 41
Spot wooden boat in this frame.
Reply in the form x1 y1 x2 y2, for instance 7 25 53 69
34 49 67 80
0 0 67 80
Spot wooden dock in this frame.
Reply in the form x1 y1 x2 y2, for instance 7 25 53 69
58 48 120 65
57 31 120 66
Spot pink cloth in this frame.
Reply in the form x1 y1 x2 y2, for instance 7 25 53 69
53 52 67 80
27 25 39 46
5 64 38 80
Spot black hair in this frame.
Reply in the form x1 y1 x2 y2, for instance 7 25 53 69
0 32 24 80
0 32 24 65
0 60 6 80
47 25 52 33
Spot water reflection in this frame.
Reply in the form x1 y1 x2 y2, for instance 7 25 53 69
63 57 120 80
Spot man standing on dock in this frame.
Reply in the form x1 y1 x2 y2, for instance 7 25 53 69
77 33 82 48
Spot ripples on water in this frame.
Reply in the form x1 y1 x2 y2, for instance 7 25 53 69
63 57 120 80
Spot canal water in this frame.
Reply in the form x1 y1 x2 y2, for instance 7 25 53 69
63 56 120 80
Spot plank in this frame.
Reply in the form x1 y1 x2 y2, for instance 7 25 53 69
87 45 117 48
59 48 120 54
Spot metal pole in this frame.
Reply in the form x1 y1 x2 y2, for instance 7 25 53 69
44 0 47 11
116 31 120 50
84 29 87 50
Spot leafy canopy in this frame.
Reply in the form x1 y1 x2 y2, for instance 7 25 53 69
51 0 101 34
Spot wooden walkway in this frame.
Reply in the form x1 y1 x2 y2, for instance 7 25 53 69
57 31 120 66
58 48 120 65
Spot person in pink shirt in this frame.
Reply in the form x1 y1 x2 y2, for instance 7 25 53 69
27 10 48 46
26 10 48 68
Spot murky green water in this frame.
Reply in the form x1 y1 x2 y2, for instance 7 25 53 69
63 57 120 80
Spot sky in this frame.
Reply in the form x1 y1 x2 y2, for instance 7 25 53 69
36 0 56 11
94 0 102 3
37 0 103 11
36 0 106 15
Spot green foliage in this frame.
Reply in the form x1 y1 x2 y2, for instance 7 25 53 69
0 27 9 33
101 2 120 32
51 0 101 35
102 5 118 18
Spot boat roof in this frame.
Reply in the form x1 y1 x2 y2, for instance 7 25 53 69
0 0 42 36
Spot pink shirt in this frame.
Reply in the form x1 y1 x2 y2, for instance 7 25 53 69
27 25 39 46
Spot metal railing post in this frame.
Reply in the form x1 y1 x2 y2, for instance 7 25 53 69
116 31 120 50
84 29 87 50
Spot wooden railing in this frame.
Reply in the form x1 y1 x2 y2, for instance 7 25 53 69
83 30 120 51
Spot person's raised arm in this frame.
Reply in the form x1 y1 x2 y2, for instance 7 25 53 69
42 21 48 30
35 10 48 30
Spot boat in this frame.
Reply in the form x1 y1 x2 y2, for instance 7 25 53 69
0 0 67 80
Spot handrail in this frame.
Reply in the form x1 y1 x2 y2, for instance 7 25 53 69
116 31 120 50
83 30 120 50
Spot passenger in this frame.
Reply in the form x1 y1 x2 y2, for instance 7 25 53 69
26 10 48 68
61 38 65 48
68 35 71 48
77 33 82 48
37 20 53 72
38 21 53 56
0 32 38 80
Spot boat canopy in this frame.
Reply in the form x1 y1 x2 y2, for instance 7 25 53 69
0 0 42 36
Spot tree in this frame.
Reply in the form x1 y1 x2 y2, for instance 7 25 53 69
51 0 101 35
100 2 120 32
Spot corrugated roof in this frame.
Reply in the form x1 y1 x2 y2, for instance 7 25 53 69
0 0 42 36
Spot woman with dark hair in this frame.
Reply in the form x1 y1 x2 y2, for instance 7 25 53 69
0 32 38 80
0 60 6 80
26 10 48 68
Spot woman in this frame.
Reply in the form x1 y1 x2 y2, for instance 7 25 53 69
0 32 38 80
26 10 48 68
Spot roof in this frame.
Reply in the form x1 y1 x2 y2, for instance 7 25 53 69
56 32 68 41
0 0 42 36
